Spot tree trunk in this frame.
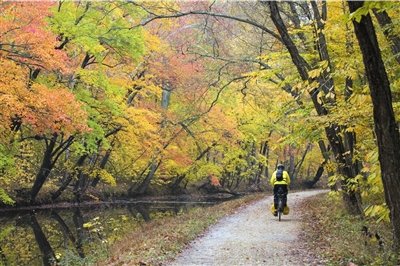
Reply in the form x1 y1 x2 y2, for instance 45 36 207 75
30 134 58 203
287 1 308 47
317 140 336 189
293 143 311 180
288 144 296 180
348 0 400 251
72 209 85 257
73 170 87 203
254 140 269 189
91 149 112 187
51 154 88 201
133 161 161 195
304 163 324 188
373 9 400 64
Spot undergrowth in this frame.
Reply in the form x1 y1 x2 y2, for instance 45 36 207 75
299 193 399 266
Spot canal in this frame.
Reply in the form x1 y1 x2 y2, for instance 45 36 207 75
0 200 220 265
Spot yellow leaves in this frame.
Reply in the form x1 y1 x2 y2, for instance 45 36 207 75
83 216 101 230
307 60 330 79
326 91 335 100
364 204 390 222
325 161 336 173
91 169 116 186
365 150 379 164
144 30 165 53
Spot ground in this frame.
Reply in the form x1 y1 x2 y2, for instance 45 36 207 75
168 190 328 266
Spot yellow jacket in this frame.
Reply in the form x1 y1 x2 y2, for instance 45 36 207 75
270 170 291 186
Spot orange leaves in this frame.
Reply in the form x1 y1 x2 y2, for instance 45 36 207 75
209 175 221 187
26 83 89 135
0 2 71 73
0 59 88 136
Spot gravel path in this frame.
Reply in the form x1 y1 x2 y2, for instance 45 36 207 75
168 190 327 266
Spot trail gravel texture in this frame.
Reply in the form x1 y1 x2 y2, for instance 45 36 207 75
168 190 327 266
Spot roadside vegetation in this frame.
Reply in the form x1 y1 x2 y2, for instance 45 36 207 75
300 194 399 266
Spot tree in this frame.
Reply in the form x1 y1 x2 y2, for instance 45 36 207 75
267 1 362 214
348 0 400 252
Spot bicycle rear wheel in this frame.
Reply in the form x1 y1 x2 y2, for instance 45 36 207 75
277 199 283 221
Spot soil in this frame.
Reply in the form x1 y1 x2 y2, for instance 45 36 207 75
168 189 328 266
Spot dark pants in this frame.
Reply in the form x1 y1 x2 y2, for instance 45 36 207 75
273 184 288 209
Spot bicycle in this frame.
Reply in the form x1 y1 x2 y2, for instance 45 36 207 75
276 187 285 221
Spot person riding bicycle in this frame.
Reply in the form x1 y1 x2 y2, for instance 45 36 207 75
270 163 291 216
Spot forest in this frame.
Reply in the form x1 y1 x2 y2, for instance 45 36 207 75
0 0 400 255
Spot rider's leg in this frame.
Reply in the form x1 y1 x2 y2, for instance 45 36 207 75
273 185 279 209
282 185 288 207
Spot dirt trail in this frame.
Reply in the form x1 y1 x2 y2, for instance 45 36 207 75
168 190 327 266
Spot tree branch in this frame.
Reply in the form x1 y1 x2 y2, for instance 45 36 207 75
133 6 282 42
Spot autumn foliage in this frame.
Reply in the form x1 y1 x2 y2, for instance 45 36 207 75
0 3 399 249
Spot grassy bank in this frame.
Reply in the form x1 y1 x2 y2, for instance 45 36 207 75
299 193 399 266
98 193 265 265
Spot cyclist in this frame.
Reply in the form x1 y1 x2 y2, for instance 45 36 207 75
270 164 291 216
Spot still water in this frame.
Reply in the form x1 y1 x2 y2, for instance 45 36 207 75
0 201 217 265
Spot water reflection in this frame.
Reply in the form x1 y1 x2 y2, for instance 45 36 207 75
0 201 215 265
30 212 57 265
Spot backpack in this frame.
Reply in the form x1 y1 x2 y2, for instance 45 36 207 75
276 169 284 181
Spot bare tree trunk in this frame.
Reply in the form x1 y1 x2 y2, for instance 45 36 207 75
72 209 85 257
304 163 324 188
349 0 400 251
255 140 269 189
288 144 296 179
293 143 311 180
30 135 58 203
133 160 162 195
51 154 87 201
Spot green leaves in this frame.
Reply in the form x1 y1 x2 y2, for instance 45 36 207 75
50 2 145 61
349 1 395 23
0 188 15 205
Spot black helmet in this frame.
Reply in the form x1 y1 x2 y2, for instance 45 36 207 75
277 164 284 170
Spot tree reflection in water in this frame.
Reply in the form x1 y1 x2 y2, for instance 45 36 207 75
29 212 57 266
0 201 215 265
